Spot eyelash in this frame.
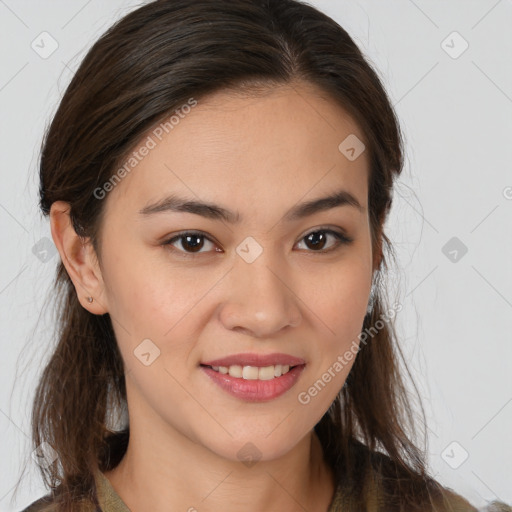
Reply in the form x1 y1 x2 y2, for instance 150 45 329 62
161 227 354 259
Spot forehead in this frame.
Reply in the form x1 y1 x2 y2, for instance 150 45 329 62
103 81 369 219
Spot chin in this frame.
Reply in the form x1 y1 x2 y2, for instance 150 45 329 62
200 430 305 465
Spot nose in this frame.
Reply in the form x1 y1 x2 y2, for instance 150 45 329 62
218 254 302 338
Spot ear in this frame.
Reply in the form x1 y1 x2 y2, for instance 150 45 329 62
50 201 109 315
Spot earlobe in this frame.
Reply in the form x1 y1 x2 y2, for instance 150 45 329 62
49 201 108 315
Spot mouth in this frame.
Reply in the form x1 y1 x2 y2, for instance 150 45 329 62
199 352 306 401
199 362 306 402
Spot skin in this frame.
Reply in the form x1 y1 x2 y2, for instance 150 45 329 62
50 81 381 512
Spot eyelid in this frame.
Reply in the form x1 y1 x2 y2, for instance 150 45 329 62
297 224 351 241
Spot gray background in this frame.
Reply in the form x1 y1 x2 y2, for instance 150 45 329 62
1 0 511 510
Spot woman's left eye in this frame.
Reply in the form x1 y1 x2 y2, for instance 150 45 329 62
296 229 353 252
161 228 353 258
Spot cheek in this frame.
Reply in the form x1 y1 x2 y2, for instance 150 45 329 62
293 270 368 416
298 259 371 338
101 238 204 336
296 257 371 388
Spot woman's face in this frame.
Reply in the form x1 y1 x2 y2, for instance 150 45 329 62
94 82 374 462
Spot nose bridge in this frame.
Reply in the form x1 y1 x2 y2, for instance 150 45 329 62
219 237 302 336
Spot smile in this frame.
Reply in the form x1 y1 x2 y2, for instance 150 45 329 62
200 363 306 402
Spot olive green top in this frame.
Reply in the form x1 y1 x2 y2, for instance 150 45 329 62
21 468 511 511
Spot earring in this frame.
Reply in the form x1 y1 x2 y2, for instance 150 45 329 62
87 296 93 303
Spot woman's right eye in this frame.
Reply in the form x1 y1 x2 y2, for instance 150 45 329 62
161 231 221 258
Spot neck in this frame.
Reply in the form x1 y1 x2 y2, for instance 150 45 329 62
104 406 336 512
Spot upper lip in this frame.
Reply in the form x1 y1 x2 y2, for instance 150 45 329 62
201 352 306 368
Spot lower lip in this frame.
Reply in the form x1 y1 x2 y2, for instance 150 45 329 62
200 364 306 402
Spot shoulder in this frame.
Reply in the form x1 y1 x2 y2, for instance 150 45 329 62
20 493 56 512
433 486 478 512
435 488 512 512
339 439 511 512
20 493 97 512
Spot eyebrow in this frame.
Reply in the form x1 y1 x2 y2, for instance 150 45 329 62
138 188 365 223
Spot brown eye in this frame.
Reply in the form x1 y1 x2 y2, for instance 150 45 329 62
176 233 205 253
162 231 219 257
296 229 353 253
303 231 329 250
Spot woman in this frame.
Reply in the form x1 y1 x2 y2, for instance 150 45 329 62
18 0 510 510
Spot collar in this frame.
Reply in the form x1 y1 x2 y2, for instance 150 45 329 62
94 470 131 511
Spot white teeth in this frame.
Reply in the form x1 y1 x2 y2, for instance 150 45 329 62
211 364 294 380
228 365 243 378
257 366 275 380
242 366 259 380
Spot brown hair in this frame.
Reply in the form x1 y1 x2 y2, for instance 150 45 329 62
20 0 448 510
